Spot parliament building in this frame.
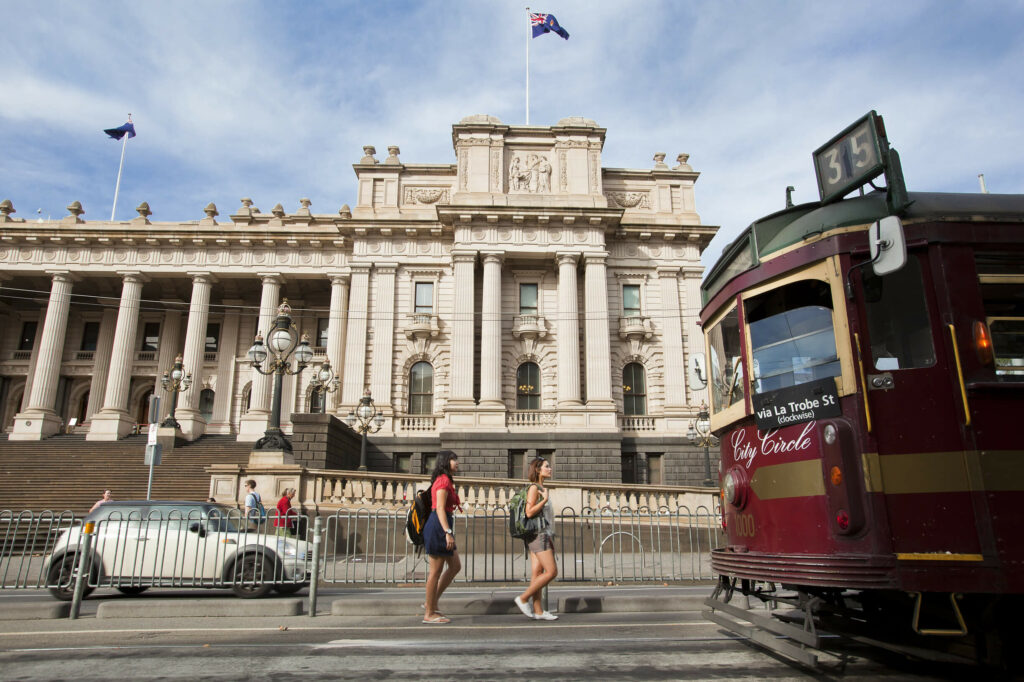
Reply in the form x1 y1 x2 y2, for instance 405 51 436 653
0 115 717 485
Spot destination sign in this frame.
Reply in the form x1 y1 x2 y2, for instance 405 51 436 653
813 111 887 204
752 377 841 431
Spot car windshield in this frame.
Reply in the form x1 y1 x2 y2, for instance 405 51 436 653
89 504 246 532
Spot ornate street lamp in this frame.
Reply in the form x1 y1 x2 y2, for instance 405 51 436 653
247 300 314 451
344 388 385 471
159 355 192 428
687 401 719 487
308 360 340 413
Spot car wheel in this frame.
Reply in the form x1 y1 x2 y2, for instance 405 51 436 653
116 586 149 596
274 582 306 595
47 553 94 602
231 554 274 598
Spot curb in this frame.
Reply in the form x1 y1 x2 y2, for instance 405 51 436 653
331 594 706 616
3 602 71 620
96 598 304 619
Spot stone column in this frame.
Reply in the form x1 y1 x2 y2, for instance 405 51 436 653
326 272 349 413
556 253 582 406
479 252 504 408
176 273 213 440
85 308 117 422
341 265 370 408
682 265 707 406
153 307 183 423
447 251 476 408
87 272 145 440
11 271 74 440
657 266 687 414
237 274 281 441
584 252 614 406
369 263 397 414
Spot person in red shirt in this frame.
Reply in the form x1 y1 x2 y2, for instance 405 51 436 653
273 488 296 537
422 450 462 624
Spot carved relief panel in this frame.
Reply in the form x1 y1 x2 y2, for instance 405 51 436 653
507 152 553 194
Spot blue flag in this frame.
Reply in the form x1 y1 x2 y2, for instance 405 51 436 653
530 12 569 40
104 122 136 140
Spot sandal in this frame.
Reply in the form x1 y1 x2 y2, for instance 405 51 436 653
422 614 450 624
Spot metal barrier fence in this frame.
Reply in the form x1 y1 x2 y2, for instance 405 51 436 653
3 504 722 605
1 508 311 599
320 505 721 584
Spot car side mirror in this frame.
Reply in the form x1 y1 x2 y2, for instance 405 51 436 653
189 522 206 538
870 216 907 276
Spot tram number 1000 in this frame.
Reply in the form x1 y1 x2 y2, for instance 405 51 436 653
729 512 757 538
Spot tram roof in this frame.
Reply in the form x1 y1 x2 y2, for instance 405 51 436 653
701 190 1024 306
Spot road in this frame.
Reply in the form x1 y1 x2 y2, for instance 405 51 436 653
0 587 971 680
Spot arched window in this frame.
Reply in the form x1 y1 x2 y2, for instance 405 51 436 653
516 362 541 410
199 389 215 422
241 385 252 415
623 363 646 415
409 362 433 414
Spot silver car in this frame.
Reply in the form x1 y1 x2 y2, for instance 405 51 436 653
46 501 311 600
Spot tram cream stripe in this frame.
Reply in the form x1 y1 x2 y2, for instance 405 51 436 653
749 459 825 500
896 552 984 561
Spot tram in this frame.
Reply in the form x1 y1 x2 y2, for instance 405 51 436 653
697 111 1024 667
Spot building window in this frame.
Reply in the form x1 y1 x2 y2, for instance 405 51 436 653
409 362 433 414
623 284 641 317
241 385 252 415
519 283 538 315
140 322 160 351
415 282 434 314
623 363 646 415
508 449 527 479
316 318 329 348
199 389 215 422
81 322 100 351
205 323 220 353
394 453 412 474
421 452 437 475
18 322 37 351
621 453 638 484
648 453 663 485
516 362 541 410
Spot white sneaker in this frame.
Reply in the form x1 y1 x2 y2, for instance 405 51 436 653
535 611 558 621
514 596 534 619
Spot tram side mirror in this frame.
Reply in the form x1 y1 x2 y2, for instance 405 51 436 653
870 216 907 276
688 353 708 390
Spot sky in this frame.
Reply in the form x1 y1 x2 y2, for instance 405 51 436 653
1 1 1022 270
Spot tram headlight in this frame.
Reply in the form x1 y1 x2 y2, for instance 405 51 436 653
722 466 750 509
723 471 738 505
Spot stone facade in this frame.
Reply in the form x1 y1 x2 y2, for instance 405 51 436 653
0 116 718 485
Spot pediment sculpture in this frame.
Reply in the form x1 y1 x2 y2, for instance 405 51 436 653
508 153 552 194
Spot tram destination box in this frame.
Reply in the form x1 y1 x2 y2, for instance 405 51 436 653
752 377 841 431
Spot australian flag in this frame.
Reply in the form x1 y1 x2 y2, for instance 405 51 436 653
103 121 136 140
531 12 569 40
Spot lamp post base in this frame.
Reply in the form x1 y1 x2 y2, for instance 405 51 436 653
255 430 292 453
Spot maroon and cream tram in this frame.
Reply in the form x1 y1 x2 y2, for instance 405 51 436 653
698 112 1024 666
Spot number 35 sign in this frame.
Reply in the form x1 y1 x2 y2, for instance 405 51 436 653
813 110 888 204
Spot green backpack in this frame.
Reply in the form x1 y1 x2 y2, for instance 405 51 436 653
508 484 545 539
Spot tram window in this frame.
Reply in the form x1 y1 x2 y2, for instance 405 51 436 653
746 280 840 393
863 258 935 370
708 307 744 412
981 279 1024 381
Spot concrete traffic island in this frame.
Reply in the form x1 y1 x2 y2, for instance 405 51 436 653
97 597 304 618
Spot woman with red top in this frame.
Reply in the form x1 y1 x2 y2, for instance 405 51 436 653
422 450 462 624
273 488 296 537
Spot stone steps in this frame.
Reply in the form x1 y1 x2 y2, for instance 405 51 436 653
0 435 252 513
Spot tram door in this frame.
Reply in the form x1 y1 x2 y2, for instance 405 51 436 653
857 251 983 557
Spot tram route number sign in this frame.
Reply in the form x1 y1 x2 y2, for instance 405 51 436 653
752 377 841 431
813 110 888 205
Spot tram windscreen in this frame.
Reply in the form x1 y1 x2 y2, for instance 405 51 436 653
708 307 745 413
746 280 840 393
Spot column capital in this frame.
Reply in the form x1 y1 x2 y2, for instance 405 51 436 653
373 262 399 275
555 252 579 267
451 250 477 265
656 265 681 278
116 271 149 283
583 251 609 265
326 270 351 285
481 251 504 266
350 263 372 275
187 271 217 284
44 269 78 283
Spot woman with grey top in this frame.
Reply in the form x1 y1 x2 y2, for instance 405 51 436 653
513 457 559 620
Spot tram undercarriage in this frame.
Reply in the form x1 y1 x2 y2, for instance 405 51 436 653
704 576 1021 671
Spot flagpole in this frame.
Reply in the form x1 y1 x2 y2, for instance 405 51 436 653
525 6 530 125
110 114 131 221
